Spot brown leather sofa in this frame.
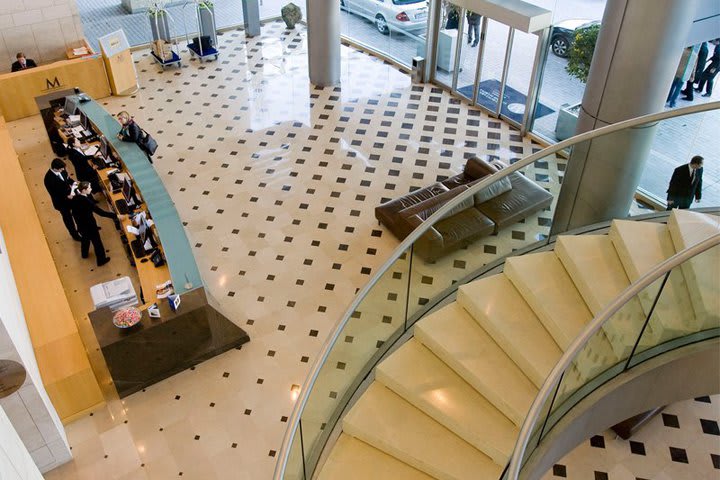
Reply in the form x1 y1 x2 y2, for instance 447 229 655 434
375 157 553 262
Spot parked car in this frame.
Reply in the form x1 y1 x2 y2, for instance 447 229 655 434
341 0 429 35
550 19 600 57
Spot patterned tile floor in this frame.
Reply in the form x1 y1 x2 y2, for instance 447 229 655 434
6 21 717 480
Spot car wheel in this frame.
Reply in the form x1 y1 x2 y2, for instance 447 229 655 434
375 14 390 35
551 36 570 58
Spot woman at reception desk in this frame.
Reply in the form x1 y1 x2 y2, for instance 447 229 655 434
60 94 250 397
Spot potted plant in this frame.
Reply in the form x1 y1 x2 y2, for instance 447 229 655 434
555 23 600 140
148 1 171 42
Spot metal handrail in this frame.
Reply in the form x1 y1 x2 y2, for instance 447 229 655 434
506 232 720 479
273 101 720 479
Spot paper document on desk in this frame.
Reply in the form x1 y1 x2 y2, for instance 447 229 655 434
73 47 89 56
84 145 99 156
126 225 140 235
68 115 81 123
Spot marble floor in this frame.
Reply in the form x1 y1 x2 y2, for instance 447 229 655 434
7 20 716 480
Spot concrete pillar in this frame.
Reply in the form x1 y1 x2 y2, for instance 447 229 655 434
307 0 341 87
241 0 261 37
0 229 71 472
552 0 698 234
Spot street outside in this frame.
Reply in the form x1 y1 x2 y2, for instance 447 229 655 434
76 0 718 205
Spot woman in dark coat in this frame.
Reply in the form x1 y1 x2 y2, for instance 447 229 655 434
117 111 153 163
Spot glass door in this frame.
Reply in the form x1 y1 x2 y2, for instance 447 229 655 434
429 6 544 133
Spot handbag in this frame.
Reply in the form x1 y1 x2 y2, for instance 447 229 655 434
139 128 158 156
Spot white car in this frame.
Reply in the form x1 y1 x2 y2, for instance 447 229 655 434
341 0 429 35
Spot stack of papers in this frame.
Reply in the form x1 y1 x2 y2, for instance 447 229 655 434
84 145 99 156
90 276 138 311
73 47 89 56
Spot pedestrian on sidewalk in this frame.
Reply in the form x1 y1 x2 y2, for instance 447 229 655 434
695 40 720 97
681 41 708 101
666 155 703 210
466 12 481 47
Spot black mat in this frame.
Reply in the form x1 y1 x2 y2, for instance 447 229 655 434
458 79 554 123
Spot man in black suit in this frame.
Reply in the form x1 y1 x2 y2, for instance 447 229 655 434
71 181 119 266
67 137 101 193
667 155 704 210
43 158 81 241
11 52 37 72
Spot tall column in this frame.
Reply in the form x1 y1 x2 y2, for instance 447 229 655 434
307 0 341 87
241 0 261 37
552 0 698 234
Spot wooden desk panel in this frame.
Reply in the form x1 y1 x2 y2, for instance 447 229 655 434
0 56 110 121
0 116 104 421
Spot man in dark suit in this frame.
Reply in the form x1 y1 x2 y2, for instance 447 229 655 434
11 52 37 72
667 155 704 210
43 158 81 241
71 181 119 266
67 137 101 193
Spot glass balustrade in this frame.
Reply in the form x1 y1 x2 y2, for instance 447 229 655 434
277 104 720 480
512 242 720 474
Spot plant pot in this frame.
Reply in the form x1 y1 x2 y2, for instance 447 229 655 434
555 102 581 141
149 12 171 42
281 3 302 29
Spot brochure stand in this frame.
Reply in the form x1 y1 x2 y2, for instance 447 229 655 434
98 29 138 95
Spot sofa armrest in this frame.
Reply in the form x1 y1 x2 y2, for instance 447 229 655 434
399 184 471 220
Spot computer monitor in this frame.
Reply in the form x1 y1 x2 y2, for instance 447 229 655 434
122 178 135 206
80 112 89 130
64 95 80 116
99 135 108 159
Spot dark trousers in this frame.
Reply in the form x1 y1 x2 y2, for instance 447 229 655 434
696 69 718 95
58 206 80 239
80 229 107 265
682 79 694 100
468 23 480 45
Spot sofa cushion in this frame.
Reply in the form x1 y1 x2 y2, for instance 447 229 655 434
476 172 553 232
464 156 498 180
375 182 450 239
473 174 512 205
412 208 495 262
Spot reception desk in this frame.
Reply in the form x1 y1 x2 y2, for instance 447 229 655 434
76 99 249 397
0 55 110 121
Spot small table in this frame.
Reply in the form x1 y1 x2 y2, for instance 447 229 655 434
89 288 249 398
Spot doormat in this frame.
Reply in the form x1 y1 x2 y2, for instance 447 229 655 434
458 79 554 124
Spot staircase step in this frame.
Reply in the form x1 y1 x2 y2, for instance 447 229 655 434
457 274 562 388
504 251 593 350
376 338 518 465
555 235 653 358
609 219 698 336
343 382 502 480
414 303 537 426
667 210 720 329
318 434 434 480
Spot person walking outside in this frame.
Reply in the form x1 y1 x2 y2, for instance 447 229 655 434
666 45 698 108
466 11 481 47
71 181 120 266
695 39 719 97
681 41 708 101
666 155 703 210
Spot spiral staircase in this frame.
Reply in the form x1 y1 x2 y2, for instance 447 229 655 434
316 209 720 480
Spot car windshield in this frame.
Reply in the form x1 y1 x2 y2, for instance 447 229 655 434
392 0 425 6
